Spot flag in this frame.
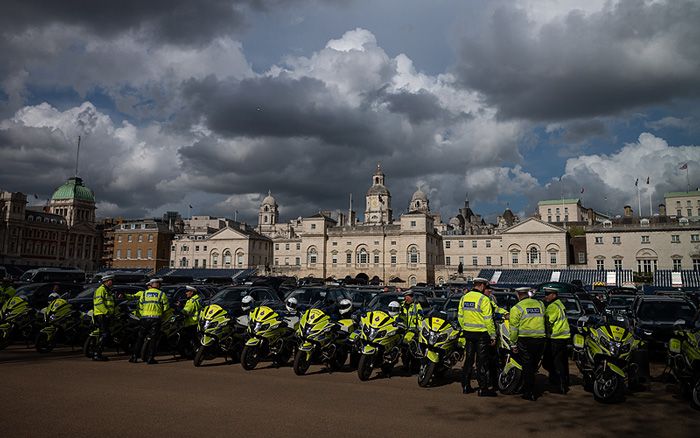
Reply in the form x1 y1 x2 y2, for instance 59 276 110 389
188 204 193 209
580 187 584 194
680 163 688 170
646 176 650 184
635 178 638 187
33 194 39 199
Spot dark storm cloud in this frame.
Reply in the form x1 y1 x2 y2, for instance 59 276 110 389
454 0 700 121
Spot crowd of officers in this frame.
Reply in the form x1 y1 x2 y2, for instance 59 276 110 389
457 277 570 401
87 274 568 401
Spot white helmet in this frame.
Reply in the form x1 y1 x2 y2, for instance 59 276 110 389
388 301 401 317
339 299 352 316
241 295 254 312
286 297 298 313
48 292 60 301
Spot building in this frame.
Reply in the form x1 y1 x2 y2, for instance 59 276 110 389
112 218 174 271
538 198 608 226
170 216 272 270
665 190 700 218
96 217 123 269
0 176 99 271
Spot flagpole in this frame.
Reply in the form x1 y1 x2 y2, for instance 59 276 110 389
636 182 641 219
687 166 691 193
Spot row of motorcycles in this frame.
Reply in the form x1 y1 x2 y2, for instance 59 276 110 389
2 295 698 409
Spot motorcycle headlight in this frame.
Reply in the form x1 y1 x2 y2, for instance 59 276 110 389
369 328 386 339
203 320 218 330
49 314 56 321
254 322 270 333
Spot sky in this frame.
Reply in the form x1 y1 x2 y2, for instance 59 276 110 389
0 0 699 224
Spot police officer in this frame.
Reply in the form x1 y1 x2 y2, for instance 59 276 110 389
458 277 497 397
483 283 507 382
92 274 115 361
542 286 571 394
0 276 17 307
181 285 203 350
131 278 169 364
401 290 423 331
510 287 546 401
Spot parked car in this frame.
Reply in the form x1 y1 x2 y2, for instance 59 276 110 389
284 287 353 312
632 295 697 351
15 282 85 309
605 294 637 317
18 268 85 285
209 286 283 316
68 284 144 312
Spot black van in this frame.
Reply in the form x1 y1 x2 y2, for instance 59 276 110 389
19 268 86 284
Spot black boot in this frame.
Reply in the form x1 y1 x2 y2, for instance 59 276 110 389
462 385 475 394
128 355 138 363
521 393 537 401
93 353 108 362
478 389 498 397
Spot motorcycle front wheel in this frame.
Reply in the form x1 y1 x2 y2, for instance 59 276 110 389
193 346 206 367
593 371 623 403
357 354 374 381
0 329 10 351
293 350 311 375
691 378 700 410
417 359 437 388
498 367 522 395
241 345 260 370
35 331 54 353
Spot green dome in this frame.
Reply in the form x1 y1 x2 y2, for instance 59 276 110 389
51 177 95 203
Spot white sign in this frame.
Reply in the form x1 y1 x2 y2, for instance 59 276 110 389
606 271 616 286
671 272 683 288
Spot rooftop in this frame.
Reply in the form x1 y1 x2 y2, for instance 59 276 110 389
664 190 700 198
51 177 95 203
538 198 580 206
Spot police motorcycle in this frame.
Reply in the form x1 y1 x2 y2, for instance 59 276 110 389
356 301 406 381
138 307 197 361
573 314 643 402
82 302 141 358
667 318 700 410
35 293 87 353
416 314 465 387
193 302 249 366
0 295 38 350
496 319 524 394
293 298 355 375
240 298 298 370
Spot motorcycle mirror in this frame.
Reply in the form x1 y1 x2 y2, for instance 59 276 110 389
673 319 686 328
576 315 589 329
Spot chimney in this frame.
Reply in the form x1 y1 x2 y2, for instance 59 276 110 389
623 205 633 217
658 204 666 216
587 208 595 225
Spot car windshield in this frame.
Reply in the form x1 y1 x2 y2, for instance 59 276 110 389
443 297 461 312
75 286 98 299
366 294 402 310
560 297 583 316
211 288 252 305
15 284 40 295
608 296 635 307
638 301 696 322
286 288 329 305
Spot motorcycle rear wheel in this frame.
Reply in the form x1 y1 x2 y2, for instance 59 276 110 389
0 330 10 351
593 372 623 403
241 345 259 371
83 336 97 358
417 360 437 388
293 350 311 375
498 367 522 395
193 346 206 367
357 354 373 381
35 332 54 353
691 379 700 410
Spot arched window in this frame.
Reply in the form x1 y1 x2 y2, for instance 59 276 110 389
211 252 219 267
528 247 540 264
308 247 318 265
409 276 417 287
264 216 268 223
223 250 232 267
357 248 369 264
264 206 269 212
180 257 187 267
408 246 419 264
236 252 244 267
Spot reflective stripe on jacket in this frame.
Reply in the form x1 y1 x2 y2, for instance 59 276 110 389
93 284 115 316
458 290 496 339
509 298 545 344
138 288 169 318
545 299 570 340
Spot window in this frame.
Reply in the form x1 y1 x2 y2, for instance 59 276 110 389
677 209 682 217
688 209 693 217
445 241 451 249
409 247 419 264
596 259 604 271
564 215 569 222
390 254 397 265
332 241 337 246
332 255 337 265
612 236 621 244
127 249 132 259
127 234 132 242
212 253 218 267
309 248 317 264
137 234 142 243
486 256 492 266
671 235 680 243
137 249 142 259
673 259 682 271
116 249 121 259
147 248 153 259
390 241 396 245
594 236 603 244
346 253 352 264
274 258 279 266
511 251 519 265
459 256 464 265
528 247 540 264
148 234 153 242
458 241 464 248
556 215 560 222
223 250 232 267
374 254 380 264
358 249 369 264
194 259 199 268
310 223 316 230
275 244 279 250
472 256 478 266
485 240 491 248
549 252 557 264
410 220 416 227
296 257 300 266
285 243 290 250
284 257 289 266
472 240 477 248
547 216 552 222
237 253 244 267
691 234 700 242
296 243 301 250
614 259 622 270
195 245 200 252
446 256 451 266
641 236 650 244
637 259 657 273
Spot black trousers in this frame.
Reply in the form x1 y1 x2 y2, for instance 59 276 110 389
517 337 545 396
462 332 493 390
543 338 570 387
94 315 111 354
134 318 162 361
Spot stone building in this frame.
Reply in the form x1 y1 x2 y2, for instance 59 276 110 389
0 176 99 271
665 190 700 218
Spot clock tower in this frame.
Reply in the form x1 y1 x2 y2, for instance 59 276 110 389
364 163 392 225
